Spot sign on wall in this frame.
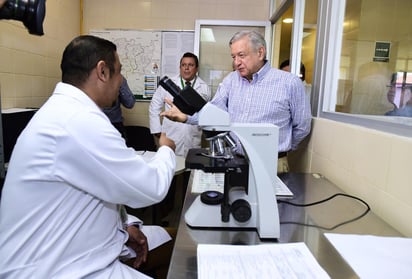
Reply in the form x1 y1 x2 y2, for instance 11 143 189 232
373 41 391 62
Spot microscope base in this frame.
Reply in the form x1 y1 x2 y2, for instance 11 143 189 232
185 196 279 239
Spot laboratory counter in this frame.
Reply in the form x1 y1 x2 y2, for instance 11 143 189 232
167 172 402 279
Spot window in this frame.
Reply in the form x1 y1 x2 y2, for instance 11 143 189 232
194 20 271 96
270 0 318 105
317 0 412 136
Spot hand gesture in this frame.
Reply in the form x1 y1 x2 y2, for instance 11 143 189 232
160 98 188 123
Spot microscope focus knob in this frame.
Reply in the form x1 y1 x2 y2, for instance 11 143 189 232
231 199 251 223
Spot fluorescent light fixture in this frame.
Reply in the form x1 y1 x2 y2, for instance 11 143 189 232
201 28 216 42
282 18 293 24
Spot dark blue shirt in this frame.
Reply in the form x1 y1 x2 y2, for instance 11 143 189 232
103 77 135 123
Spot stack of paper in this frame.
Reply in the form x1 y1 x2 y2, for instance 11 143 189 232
325 233 412 279
197 242 330 279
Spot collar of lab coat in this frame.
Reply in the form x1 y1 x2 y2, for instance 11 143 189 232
53 82 102 112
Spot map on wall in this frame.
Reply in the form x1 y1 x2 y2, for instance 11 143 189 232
90 30 162 98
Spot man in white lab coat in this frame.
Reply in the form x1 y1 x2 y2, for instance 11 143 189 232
149 52 211 221
0 35 176 278
149 52 211 157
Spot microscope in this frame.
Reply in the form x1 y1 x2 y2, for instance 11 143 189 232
159 76 281 239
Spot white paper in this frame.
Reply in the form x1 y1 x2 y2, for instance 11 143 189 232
124 225 172 260
136 150 185 174
197 243 330 279
2 108 37 113
325 233 412 279
141 225 172 251
191 169 225 193
191 169 293 197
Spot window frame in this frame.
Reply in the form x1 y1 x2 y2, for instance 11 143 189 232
193 20 272 96
272 0 412 138
194 19 272 59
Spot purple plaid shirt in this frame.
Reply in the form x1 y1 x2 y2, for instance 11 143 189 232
188 61 311 153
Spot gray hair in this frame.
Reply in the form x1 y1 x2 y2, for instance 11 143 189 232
229 30 266 58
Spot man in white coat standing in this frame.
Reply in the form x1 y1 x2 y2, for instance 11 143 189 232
0 35 176 278
149 52 211 158
149 53 211 219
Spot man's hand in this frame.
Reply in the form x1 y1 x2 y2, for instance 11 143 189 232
160 98 188 123
159 133 176 152
126 225 148 269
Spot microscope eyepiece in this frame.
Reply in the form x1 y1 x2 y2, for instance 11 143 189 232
158 75 206 115
158 76 181 98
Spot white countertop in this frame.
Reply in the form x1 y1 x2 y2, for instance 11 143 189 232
137 150 185 175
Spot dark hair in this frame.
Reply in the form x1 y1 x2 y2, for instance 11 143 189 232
300 63 306 81
279 59 290 69
180 52 199 68
60 35 117 86
279 59 306 81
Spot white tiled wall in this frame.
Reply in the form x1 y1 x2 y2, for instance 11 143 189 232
0 0 80 109
82 0 269 32
293 118 412 237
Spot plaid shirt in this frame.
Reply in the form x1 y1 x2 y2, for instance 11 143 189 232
188 62 311 153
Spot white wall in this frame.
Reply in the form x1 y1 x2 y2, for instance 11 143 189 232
290 117 412 237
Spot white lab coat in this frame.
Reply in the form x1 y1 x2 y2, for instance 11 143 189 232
0 82 176 278
149 75 211 157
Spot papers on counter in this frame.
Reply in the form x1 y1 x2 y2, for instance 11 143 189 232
141 225 172 251
2 108 37 113
191 169 293 198
325 233 412 279
197 242 330 279
122 225 171 260
191 169 224 193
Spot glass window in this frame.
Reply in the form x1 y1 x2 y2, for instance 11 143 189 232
194 20 270 96
271 0 318 105
301 0 318 104
277 4 294 65
271 0 412 136
332 0 412 120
